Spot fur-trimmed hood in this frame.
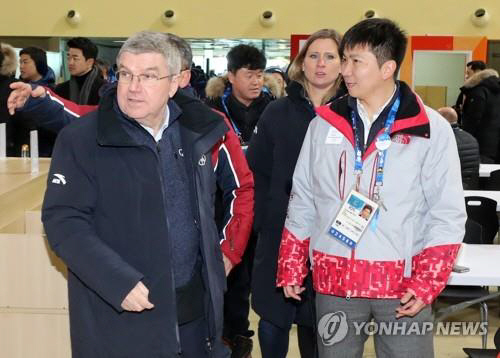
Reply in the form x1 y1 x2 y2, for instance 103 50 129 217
0 43 17 77
463 69 500 90
205 73 282 99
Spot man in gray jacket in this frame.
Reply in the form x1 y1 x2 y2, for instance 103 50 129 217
277 19 465 358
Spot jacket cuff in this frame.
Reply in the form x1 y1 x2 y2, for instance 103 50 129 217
220 240 242 266
276 228 310 287
404 244 461 304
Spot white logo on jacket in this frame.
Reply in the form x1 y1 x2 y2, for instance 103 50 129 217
325 127 343 144
198 154 206 166
51 173 67 185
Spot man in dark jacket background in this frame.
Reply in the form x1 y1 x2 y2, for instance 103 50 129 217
54 37 105 105
19 46 57 155
454 60 486 122
42 31 230 358
205 44 274 358
439 106 480 189
205 44 274 145
0 42 55 157
19 46 56 89
459 68 500 163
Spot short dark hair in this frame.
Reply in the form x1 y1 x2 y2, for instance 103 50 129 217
227 44 266 73
340 18 407 77
67 37 98 60
362 205 373 213
20 47 48 76
466 60 486 71
0 50 4 69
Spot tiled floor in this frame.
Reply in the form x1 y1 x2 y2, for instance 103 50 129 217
247 294 500 357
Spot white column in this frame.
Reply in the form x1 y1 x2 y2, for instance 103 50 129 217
30 130 39 173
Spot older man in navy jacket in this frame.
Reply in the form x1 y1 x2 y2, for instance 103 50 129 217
41 31 231 358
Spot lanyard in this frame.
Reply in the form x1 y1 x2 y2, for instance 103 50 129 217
351 96 400 201
221 88 244 142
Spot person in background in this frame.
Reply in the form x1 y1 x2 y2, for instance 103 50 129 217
454 60 486 122
459 67 500 163
95 58 111 81
466 61 487 80
206 43 279 358
278 18 465 357
247 29 344 358
55 37 106 105
438 106 480 189
190 64 209 99
167 34 198 97
19 46 56 88
1 43 55 157
264 67 287 97
0 43 20 156
19 46 57 155
205 44 280 145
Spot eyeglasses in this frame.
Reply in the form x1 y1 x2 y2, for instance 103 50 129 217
116 70 177 85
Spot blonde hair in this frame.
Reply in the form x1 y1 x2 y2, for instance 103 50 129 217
288 29 342 105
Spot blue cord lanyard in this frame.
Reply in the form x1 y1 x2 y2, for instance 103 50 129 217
351 96 400 202
221 86 272 145
221 88 243 143
222 88 243 142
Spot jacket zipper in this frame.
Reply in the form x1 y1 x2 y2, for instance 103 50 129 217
154 143 182 355
346 249 356 300
190 148 217 349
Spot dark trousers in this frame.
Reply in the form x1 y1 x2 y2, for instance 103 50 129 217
223 232 257 340
258 319 317 358
179 317 210 358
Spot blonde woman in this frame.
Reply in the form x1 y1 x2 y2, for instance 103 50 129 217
247 29 344 358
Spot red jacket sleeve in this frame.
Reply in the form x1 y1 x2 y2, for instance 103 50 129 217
212 113 254 265
404 244 461 304
276 228 310 287
45 88 97 116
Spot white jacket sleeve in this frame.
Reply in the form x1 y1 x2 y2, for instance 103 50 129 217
406 110 466 304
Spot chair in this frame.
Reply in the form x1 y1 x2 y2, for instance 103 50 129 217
485 169 500 191
436 219 491 349
463 327 500 357
465 196 499 244
463 219 483 244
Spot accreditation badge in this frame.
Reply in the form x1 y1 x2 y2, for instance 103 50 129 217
328 190 379 248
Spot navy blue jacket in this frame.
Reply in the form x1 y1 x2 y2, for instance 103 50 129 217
42 87 230 357
246 81 321 329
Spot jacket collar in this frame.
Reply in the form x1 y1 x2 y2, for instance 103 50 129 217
174 88 227 134
462 69 499 89
96 87 228 158
316 81 430 150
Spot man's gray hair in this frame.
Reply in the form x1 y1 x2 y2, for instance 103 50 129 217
117 31 181 75
165 33 192 71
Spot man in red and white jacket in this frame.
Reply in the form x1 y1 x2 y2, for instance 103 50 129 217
277 19 465 358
